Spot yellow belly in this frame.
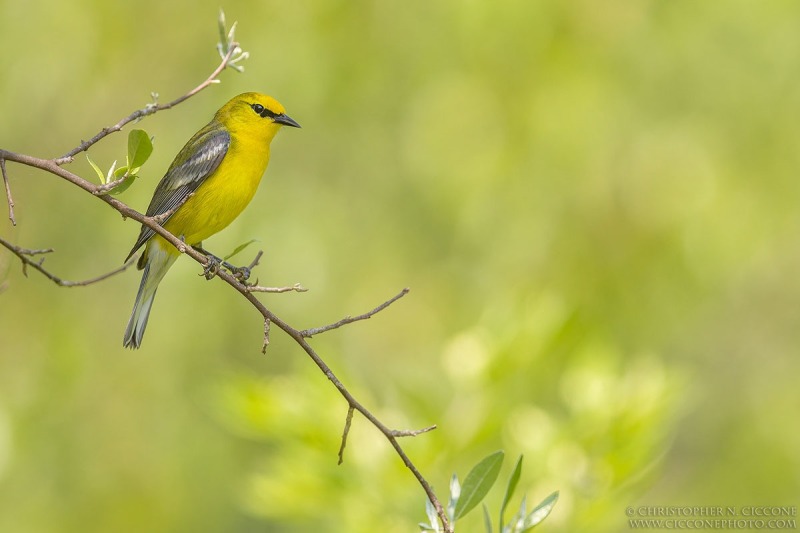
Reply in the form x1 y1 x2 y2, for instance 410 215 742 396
163 144 270 246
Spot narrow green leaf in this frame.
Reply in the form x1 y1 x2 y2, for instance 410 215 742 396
508 496 527 533
521 491 559 531
227 20 238 44
453 450 505 520
86 155 105 184
418 524 436 532
450 473 461 499
106 160 117 183
511 496 528 533
499 455 524 530
447 473 460 522
127 129 153 170
224 239 258 261
218 9 228 51
483 503 493 533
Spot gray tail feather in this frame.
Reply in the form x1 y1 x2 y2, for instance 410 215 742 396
123 263 157 349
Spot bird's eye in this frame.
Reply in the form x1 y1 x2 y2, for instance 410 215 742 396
250 102 277 119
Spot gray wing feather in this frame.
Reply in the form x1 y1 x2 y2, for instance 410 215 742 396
125 124 230 261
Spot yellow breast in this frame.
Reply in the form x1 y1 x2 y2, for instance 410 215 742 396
163 138 271 246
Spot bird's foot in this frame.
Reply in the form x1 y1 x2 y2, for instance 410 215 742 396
227 264 251 282
193 246 252 282
201 254 221 280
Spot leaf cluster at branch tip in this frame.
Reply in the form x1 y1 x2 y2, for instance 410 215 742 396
87 129 153 195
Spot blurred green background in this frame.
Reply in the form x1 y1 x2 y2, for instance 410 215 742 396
2 0 799 531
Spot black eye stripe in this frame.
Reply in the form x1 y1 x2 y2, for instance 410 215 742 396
250 102 277 119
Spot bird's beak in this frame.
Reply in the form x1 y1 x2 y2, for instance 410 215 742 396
274 113 301 128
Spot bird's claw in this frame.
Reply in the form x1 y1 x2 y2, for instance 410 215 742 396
202 255 221 280
196 246 252 282
230 265 251 282
201 258 250 283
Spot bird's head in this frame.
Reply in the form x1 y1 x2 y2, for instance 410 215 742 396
216 92 300 142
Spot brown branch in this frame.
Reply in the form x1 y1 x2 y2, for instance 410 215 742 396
219 282 449 530
7 245 52 277
0 236 136 287
0 56 452 533
300 287 410 338
0 152 203 260
1 157 15 225
0 147 453 533
54 43 241 164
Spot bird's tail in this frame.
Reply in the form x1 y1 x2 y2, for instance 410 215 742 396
123 243 177 349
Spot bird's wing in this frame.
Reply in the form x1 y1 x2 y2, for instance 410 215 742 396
125 124 231 261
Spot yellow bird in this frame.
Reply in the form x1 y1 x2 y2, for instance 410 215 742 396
123 92 300 348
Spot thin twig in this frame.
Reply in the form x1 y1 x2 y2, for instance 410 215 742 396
391 425 438 437
1 158 14 225
337 405 356 465
252 302 450 532
246 250 263 270
11 246 54 255
261 317 271 354
300 287 410 337
0 237 136 287
55 44 241 164
3 242 54 277
247 282 307 294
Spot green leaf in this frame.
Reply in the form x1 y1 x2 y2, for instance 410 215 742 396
127 129 153 171
521 491 559 531
108 175 136 195
509 496 527 533
483 503 493 533
500 455 524 530
453 450 505 520
86 154 105 184
227 20 238 45
224 239 258 261
113 165 129 178
104 165 134 195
